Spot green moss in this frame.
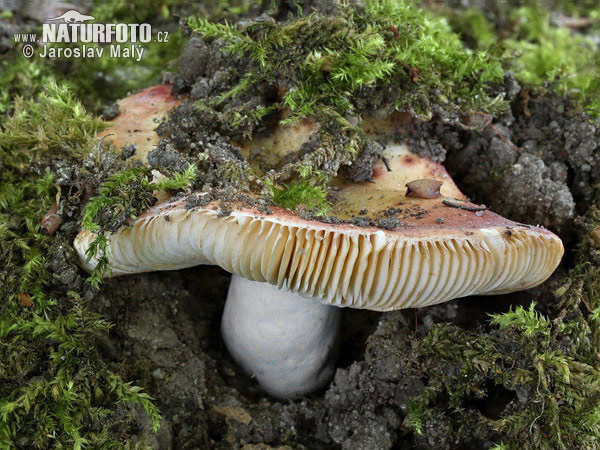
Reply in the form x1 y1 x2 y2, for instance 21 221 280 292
82 164 197 287
268 170 331 214
187 0 505 211
506 7 600 115
189 0 505 122
0 57 54 116
0 81 106 166
441 4 600 116
208 0 256 19
554 1 600 19
446 8 498 50
0 82 161 447
403 210 600 448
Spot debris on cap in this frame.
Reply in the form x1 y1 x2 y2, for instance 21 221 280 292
97 84 181 165
74 86 565 312
442 199 487 212
406 179 443 199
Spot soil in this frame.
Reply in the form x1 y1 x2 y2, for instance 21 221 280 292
97 264 554 449
443 92 598 232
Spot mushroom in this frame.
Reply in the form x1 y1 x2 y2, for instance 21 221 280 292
74 86 564 399
222 276 341 398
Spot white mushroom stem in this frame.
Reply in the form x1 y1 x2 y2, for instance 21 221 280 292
221 275 341 399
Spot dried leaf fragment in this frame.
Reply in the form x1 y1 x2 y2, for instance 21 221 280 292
406 179 443 199
18 293 33 308
41 203 61 234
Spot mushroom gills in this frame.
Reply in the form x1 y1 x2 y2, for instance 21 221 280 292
222 275 341 399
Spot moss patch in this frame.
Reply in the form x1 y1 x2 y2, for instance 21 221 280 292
402 210 600 449
82 164 197 287
152 0 507 213
0 82 161 448
189 1 505 121
441 4 600 116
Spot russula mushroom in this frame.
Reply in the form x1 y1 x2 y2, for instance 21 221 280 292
74 86 564 399
222 276 341 398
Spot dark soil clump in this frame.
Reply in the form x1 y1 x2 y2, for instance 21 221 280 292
440 92 598 231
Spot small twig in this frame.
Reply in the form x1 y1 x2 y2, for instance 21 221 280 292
581 297 594 314
380 155 392 172
530 396 545 434
442 199 487 212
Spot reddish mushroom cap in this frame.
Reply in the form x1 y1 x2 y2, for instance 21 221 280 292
74 86 564 311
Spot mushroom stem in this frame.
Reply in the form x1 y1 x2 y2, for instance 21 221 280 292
221 275 341 399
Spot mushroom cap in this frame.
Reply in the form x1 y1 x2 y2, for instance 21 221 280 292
100 84 181 165
75 86 564 311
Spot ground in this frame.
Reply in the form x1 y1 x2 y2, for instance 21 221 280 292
1 1 599 449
